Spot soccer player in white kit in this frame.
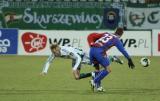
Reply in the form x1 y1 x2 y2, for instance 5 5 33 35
41 44 92 80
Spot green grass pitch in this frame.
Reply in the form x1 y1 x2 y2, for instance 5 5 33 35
0 56 160 101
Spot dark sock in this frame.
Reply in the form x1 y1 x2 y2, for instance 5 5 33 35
79 73 91 79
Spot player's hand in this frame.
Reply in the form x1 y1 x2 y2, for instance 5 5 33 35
128 59 135 69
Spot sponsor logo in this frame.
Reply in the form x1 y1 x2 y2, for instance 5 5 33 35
21 32 47 53
120 38 149 48
148 11 160 24
0 30 10 53
103 8 119 29
106 11 117 24
4 12 23 23
23 8 102 29
158 33 160 52
129 11 145 27
0 29 18 54
49 38 82 48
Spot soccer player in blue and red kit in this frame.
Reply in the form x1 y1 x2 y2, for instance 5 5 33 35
89 28 135 91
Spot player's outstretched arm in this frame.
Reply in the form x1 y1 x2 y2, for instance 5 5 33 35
72 53 82 71
40 54 55 75
115 39 135 69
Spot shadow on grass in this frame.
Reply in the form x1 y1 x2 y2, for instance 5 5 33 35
0 88 159 95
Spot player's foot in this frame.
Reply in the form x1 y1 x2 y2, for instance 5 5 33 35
40 72 47 76
91 72 103 92
112 56 124 64
96 86 106 92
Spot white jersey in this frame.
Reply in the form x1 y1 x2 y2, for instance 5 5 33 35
42 46 90 74
59 46 84 59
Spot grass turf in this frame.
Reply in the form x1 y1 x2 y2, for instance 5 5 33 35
0 56 160 101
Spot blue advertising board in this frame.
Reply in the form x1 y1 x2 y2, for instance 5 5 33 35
0 29 18 54
103 8 120 29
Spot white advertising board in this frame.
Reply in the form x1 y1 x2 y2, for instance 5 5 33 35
152 30 160 56
127 7 160 29
18 30 151 56
108 31 151 56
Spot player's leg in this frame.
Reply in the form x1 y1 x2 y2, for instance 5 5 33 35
94 65 111 84
93 50 111 91
89 49 101 81
81 54 101 81
91 60 102 86
80 55 105 90
89 48 107 91
93 66 110 92
109 56 124 64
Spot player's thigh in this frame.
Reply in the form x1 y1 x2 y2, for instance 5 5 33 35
95 54 110 68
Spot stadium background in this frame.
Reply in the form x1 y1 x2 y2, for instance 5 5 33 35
0 0 160 101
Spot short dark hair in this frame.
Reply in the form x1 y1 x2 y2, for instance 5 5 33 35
115 27 124 36
50 44 58 50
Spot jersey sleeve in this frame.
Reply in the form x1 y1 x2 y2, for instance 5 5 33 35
72 53 82 71
115 38 131 60
42 54 55 73
87 33 104 47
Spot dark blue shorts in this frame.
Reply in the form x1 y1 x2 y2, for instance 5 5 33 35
89 47 110 68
